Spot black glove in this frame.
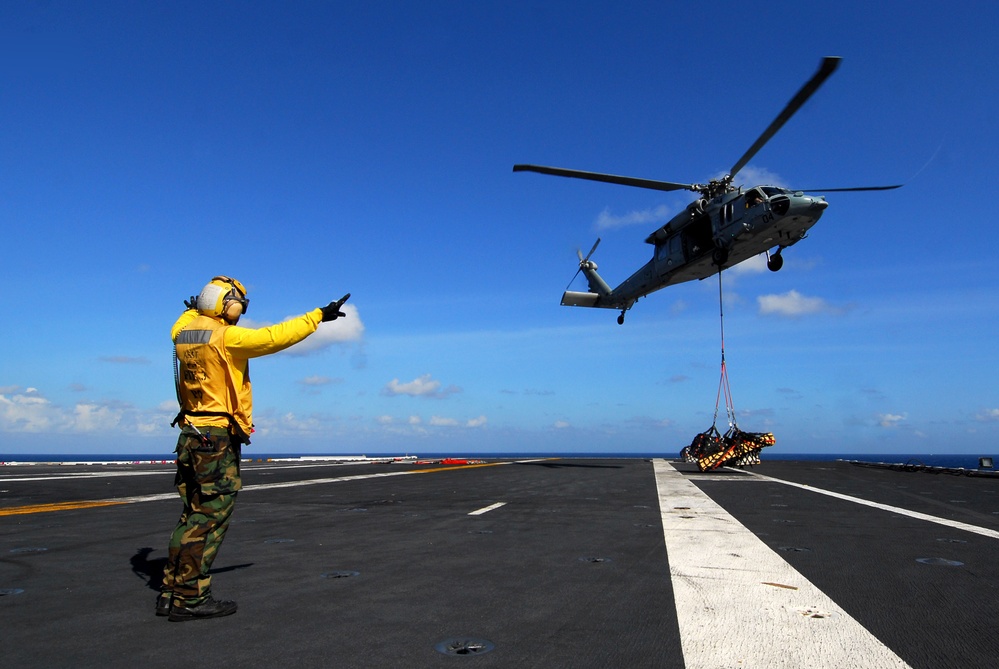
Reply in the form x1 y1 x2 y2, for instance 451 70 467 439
321 293 351 322
184 295 198 309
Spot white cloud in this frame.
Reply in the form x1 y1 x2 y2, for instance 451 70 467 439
382 374 461 399
429 416 458 427
74 403 122 432
758 290 843 317
0 390 160 435
878 413 907 428
239 305 364 357
595 204 673 231
466 415 487 428
729 166 789 189
554 420 570 429
727 254 768 276
0 390 58 432
976 408 999 422
284 304 365 355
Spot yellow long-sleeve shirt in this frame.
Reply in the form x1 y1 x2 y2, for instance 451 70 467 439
172 308 324 436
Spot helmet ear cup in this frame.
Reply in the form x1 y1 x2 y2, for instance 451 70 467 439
224 299 243 321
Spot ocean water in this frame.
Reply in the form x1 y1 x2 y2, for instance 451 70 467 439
0 452 995 470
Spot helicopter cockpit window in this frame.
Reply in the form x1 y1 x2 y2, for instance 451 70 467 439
745 189 765 208
761 187 784 197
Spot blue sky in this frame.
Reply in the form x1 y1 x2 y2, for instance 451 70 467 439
2 1 996 456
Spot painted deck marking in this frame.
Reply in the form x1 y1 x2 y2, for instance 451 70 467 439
654 459 911 669
0 459 539 516
468 502 507 516
0 499 129 517
736 467 999 540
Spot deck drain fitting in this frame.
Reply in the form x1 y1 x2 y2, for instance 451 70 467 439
321 570 360 579
916 557 964 566
434 638 496 656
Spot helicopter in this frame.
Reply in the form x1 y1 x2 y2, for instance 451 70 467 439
514 57 901 325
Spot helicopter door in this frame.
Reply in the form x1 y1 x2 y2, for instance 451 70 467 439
656 234 683 275
681 214 713 260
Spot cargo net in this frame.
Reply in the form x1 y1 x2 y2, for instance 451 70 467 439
681 426 775 471
678 271 775 471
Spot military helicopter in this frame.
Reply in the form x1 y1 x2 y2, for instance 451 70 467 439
514 57 901 325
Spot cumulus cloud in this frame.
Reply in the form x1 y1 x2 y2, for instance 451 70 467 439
382 374 462 399
0 389 57 431
878 413 907 428
758 290 844 318
976 408 999 422
729 166 789 189
74 402 123 431
239 305 365 357
429 416 458 427
595 204 673 231
284 304 365 355
0 389 156 434
553 420 570 429
727 254 768 276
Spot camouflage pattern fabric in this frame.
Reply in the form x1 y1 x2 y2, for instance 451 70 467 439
161 426 242 606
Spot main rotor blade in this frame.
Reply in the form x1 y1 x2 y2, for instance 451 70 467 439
513 164 693 193
729 56 842 180
798 184 903 192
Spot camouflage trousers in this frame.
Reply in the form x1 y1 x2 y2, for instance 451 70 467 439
161 425 242 606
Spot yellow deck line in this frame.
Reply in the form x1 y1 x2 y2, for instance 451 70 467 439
0 458 555 516
0 499 128 517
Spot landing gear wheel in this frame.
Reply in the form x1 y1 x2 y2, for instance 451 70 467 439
712 247 729 266
767 253 784 272
617 313 625 325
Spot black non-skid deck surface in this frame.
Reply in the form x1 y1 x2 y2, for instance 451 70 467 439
2 458 997 668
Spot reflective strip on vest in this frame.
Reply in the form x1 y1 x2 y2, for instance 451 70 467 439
176 330 213 345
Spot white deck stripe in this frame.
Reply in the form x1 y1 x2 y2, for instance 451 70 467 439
654 460 911 669
4 460 528 511
737 467 999 540
468 502 507 516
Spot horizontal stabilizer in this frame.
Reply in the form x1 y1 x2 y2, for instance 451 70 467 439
561 291 617 309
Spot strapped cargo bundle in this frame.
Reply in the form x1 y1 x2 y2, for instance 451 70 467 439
682 426 775 471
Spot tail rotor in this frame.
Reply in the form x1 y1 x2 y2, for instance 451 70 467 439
565 238 601 291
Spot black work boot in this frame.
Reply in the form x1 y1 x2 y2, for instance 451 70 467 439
168 596 238 622
155 592 173 617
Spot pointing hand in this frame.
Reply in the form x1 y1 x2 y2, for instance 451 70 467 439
321 293 351 322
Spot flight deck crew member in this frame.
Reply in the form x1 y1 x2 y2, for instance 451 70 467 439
158 275 350 622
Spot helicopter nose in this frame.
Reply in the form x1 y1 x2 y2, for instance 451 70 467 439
787 195 827 216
